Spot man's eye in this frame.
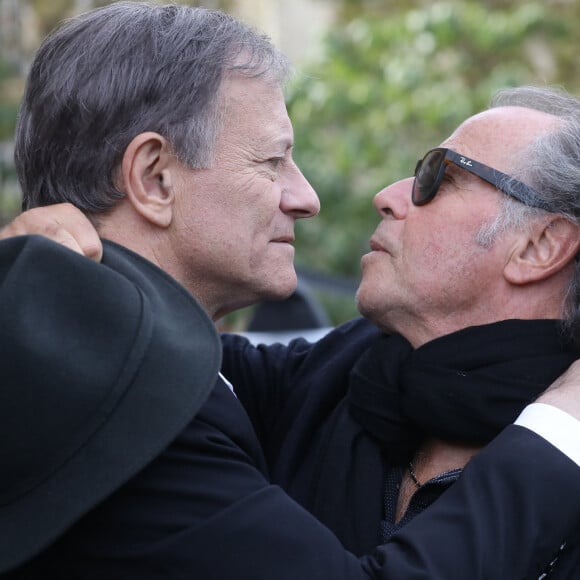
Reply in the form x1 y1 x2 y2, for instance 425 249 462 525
441 172 457 187
267 157 284 169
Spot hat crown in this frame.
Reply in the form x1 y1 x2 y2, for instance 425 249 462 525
0 259 148 502
0 237 221 572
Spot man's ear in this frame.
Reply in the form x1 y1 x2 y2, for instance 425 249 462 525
504 216 580 284
121 132 176 228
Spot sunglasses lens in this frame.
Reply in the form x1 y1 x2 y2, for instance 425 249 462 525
413 149 445 205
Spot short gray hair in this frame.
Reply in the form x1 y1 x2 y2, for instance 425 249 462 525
15 2 291 214
482 86 580 343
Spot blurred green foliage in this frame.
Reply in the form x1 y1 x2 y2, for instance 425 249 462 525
288 0 579 289
0 63 18 141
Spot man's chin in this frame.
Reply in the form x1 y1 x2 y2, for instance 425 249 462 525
260 271 298 302
355 281 372 310
355 284 384 323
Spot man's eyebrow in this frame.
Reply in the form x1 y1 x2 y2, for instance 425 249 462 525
257 139 293 157
273 137 293 151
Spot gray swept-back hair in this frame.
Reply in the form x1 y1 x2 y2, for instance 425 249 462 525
479 86 580 343
15 1 290 214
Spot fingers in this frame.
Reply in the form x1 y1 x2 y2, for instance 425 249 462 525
0 203 102 262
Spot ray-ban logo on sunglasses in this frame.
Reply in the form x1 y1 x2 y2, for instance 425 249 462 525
459 157 473 167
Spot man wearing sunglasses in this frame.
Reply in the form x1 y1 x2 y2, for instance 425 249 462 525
218 86 580 578
3 46 580 580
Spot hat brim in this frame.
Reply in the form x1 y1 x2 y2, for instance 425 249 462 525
0 236 221 572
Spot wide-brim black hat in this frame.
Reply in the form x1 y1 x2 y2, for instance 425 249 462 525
0 235 221 572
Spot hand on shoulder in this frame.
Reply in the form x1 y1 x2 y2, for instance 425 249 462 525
0 203 102 262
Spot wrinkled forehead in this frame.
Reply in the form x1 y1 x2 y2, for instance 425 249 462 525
214 72 294 149
441 106 561 174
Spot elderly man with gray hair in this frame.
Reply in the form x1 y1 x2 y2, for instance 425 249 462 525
219 84 580 578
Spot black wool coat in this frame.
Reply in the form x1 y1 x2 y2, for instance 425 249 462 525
222 318 580 579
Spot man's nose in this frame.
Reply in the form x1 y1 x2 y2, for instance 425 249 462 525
373 177 413 220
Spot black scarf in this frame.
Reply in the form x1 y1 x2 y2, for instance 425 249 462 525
349 319 578 462
309 319 578 555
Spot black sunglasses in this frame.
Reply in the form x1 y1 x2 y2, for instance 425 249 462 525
412 147 551 211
